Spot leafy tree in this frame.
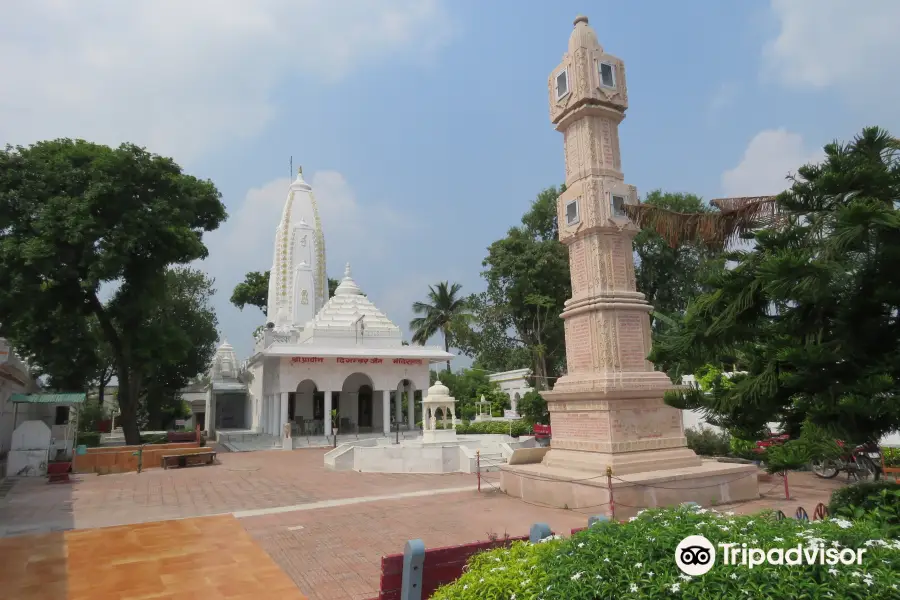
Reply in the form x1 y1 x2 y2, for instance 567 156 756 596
633 190 719 331
231 270 341 317
410 281 471 373
231 270 269 314
429 368 508 421
477 186 570 389
450 292 531 373
655 127 900 444
139 267 219 429
517 390 549 425
0 139 227 444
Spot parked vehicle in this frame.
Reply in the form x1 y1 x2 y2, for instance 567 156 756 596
810 440 882 481
751 432 790 470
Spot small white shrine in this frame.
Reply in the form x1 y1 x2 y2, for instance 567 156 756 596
232 168 452 443
421 380 458 443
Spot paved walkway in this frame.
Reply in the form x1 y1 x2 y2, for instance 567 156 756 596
0 448 474 536
0 449 853 600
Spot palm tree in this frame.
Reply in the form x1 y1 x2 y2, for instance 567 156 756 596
410 281 470 373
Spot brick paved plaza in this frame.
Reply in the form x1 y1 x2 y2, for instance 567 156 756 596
0 448 846 600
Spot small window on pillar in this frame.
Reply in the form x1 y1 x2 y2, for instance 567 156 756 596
565 198 580 226
611 195 627 218
599 62 616 89
555 69 569 99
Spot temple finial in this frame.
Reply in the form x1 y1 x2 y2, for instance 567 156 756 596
297 165 303 176
344 262 351 278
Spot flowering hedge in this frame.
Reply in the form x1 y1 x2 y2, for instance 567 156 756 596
432 505 899 599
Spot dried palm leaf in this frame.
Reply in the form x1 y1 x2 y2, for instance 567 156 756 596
624 196 778 250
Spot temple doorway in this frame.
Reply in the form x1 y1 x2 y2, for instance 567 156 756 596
358 385 373 428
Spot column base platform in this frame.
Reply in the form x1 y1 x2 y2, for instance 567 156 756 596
499 460 759 520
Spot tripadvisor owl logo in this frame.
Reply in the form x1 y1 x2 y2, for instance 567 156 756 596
675 535 716 576
675 534 867 574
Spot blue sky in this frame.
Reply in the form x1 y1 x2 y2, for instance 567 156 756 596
2 1 898 365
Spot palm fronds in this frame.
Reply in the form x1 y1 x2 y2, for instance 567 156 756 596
624 196 777 251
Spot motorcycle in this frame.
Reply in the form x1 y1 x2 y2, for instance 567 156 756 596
810 440 882 481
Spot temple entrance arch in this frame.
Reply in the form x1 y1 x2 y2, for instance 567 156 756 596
341 372 374 433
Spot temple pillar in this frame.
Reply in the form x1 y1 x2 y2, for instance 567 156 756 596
382 389 391 435
498 14 759 518
205 388 216 438
324 391 333 437
394 389 403 429
280 392 290 432
406 388 416 430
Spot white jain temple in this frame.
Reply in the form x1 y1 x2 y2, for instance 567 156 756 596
203 169 452 443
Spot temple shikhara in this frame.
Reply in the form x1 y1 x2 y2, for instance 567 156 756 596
203 168 452 442
498 16 759 515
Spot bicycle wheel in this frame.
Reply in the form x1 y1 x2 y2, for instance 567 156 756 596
811 458 840 479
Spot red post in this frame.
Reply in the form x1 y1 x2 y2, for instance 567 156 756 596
782 470 791 500
195 424 201 444
476 450 481 492
606 466 615 521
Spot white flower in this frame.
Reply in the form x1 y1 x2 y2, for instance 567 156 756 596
864 539 888 547
495 557 502 562
648 537 656 542
670 583 681 593
851 571 862 578
578 542 585 548
595 574 602 580
679 574 692 582
635 562 643 568
828 568 838 576
480 578 485 583
629 516 638 522
831 518 853 529
571 572 583 581
604 558 610 562
719 526 730 531
630 583 638 593
730 573 738 580
696 508 709 514
510 594 516 600
464 585 468 590
725 511 735 516
521 579 530 587
648 571 654 577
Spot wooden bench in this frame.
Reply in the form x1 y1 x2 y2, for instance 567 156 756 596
167 431 198 443
161 451 216 470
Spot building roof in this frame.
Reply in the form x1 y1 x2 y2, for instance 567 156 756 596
11 393 86 405
260 344 452 361
306 263 401 336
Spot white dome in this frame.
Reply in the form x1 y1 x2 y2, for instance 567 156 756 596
428 380 450 397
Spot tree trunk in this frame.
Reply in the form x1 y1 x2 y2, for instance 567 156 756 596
443 328 451 373
116 370 142 446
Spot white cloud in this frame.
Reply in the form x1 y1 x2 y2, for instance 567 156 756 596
0 0 453 161
721 129 823 197
763 0 900 107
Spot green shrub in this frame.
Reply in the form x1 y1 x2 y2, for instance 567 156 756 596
455 420 532 437
828 479 900 515
685 426 731 456
139 433 168 445
76 431 101 448
729 437 758 460
884 447 900 468
432 505 900 600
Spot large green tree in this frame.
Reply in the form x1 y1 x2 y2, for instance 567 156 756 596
476 186 570 389
231 270 340 317
653 127 900 443
410 281 471 373
140 267 219 429
0 139 227 444
633 190 719 330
